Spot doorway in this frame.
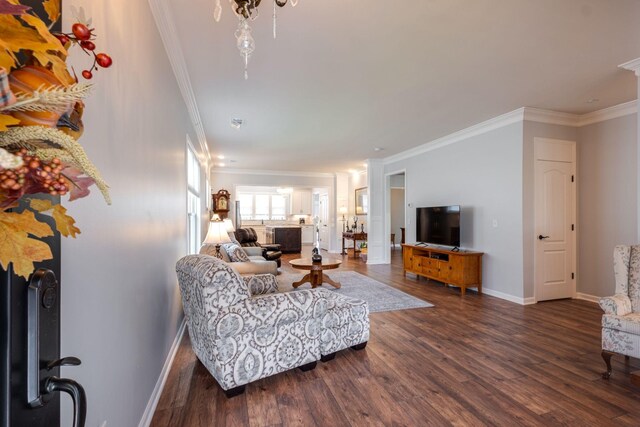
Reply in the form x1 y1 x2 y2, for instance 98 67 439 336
386 171 406 262
534 138 577 301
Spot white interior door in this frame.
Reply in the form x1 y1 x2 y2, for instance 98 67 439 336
534 138 576 301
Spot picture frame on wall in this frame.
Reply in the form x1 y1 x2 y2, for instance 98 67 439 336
355 187 368 215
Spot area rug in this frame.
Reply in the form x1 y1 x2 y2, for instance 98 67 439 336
277 271 433 313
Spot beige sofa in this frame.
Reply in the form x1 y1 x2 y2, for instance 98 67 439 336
199 243 278 276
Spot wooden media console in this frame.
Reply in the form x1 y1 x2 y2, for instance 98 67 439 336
402 244 483 295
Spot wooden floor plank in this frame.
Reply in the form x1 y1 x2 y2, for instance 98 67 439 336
151 249 640 426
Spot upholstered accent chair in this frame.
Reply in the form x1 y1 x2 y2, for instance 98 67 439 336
599 245 640 379
176 254 369 397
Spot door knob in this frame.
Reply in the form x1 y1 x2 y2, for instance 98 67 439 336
538 235 550 240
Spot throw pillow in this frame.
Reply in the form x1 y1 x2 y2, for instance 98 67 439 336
222 243 250 262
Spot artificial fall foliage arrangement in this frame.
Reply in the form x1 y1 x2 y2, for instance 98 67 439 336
0 0 112 278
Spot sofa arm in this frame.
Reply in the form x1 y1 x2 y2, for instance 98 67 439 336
214 290 326 338
243 274 279 295
227 260 277 276
242 247 265 257
599 294 632 316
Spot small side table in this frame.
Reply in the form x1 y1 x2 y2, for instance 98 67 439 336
289 258 342 289
341 232 367 258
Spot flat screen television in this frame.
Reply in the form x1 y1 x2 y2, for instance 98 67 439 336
416 205 461 247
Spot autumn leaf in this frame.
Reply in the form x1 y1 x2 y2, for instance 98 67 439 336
0 209 53 278
0 13 65 72
43 0 60 23
0 0 30 15
63 167 96 202
0 114 20 131
28 198 81 238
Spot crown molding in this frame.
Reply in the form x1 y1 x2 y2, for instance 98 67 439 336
212 168 336 178
383 108 525 165
523 108 579 126
620 58 640 77
148 0 211 162
384 100 638 165
577 100 637 127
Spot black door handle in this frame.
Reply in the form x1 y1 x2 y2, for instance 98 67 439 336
538 235 550 240
44 377 87 427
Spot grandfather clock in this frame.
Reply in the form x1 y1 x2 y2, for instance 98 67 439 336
212 189 231 219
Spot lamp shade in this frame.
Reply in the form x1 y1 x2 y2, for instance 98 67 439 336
223 218 235 233
339 206 348 214
203 221 232 245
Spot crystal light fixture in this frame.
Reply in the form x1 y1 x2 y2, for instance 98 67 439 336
214 0 299 79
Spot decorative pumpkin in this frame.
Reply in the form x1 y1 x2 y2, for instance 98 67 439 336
8 65 70 127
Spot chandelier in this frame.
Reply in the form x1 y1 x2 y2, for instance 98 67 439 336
214 0 299 79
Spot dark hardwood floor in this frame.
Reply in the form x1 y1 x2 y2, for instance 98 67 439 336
151 248 640 426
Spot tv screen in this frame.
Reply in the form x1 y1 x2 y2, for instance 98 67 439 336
416 206 461 247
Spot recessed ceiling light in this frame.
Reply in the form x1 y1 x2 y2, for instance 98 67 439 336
217 155 225 160
218 163 226 167
231 118 243 129
373 147 384 152
587 98 600 104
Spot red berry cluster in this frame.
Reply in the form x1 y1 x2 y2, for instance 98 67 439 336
0 150 69 196
54 23 112 80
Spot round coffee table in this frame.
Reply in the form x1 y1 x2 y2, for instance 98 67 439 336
289 258 342 289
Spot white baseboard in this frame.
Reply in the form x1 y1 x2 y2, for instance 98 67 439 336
575 292 601 303
482 288 536 305
138 318 187 427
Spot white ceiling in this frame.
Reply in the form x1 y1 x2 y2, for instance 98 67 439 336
167 0 640 173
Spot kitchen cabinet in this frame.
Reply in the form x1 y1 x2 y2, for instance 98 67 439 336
290 190 312 215
301 225 314 244
266 226 302 253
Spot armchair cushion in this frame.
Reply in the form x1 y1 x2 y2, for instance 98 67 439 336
222 243 250 262
599 294 633 316
243 274 278 295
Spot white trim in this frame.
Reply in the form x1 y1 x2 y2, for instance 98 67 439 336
383 108 525 165
213 168 335 178
620 58 640 77
148 0 210 162
482 288 536 305
575 292 601 303
383 102 637 166
138 319 187 427
523 108 579 127
577 100 638 127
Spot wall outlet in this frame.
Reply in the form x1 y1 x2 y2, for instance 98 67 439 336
492 219 498 228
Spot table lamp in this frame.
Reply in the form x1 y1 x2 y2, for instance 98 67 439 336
339 206 348 232
203 220 232 259
223 218 236 242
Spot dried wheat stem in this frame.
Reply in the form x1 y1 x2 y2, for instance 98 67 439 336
0 126 110 204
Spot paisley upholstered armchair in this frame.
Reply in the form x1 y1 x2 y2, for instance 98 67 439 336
599 245 640 379
176 254 369 397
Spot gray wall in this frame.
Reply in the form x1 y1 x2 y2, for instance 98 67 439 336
60 1 205 426
577 115 638 296
385 122 525 298
522 122 578 298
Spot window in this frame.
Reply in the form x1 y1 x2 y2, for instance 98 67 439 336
186 142 201 254
237 192 289 220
